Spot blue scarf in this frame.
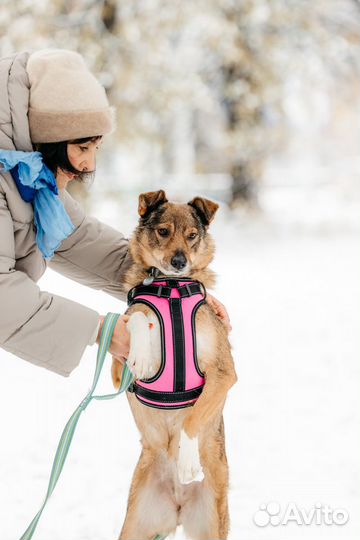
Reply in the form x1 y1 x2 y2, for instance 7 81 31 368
0 149 75 260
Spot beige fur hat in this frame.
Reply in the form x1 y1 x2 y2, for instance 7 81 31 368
26 49 114 143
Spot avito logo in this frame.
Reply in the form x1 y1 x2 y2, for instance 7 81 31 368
253 502 349 527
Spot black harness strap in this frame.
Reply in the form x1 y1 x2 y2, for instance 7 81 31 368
127 282 203 303
170 297 185 392
128 284 172 302
129 383 204 403
179 283 204 297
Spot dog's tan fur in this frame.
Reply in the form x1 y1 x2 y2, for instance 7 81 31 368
111 190 237 539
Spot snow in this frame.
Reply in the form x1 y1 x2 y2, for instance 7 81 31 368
1 185 360 540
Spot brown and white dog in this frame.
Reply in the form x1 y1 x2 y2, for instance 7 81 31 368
111 190 237 540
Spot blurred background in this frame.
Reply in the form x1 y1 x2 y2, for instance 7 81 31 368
0 1 360 539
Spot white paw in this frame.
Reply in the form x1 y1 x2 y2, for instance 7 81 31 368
126 312 153 379
177 429 204 485
127 350 153 380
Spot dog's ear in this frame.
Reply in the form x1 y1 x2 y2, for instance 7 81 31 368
138 190 168 218
187 196 219 226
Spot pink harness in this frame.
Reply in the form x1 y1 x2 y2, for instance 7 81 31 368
127 278 206 409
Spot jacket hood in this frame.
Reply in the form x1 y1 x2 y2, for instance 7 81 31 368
0 51 33 152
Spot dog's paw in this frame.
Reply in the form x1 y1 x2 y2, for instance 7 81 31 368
127 312 154 379
177 429 204 485
127 349 154 380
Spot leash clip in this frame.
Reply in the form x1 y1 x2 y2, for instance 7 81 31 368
143 266 161 285
127 288 136 304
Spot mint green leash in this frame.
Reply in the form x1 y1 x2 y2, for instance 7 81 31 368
19 313 167 540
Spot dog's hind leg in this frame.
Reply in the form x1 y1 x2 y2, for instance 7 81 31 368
180 479 229 539
119 450 178 540
180 417 230 539
180 480 228 540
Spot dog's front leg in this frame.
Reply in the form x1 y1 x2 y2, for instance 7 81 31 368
183 363 237 439
177 359 237 485
126 311 154 379
177 426 205 484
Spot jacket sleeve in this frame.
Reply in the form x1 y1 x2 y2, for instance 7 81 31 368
0 189 100 377
48 189 133 302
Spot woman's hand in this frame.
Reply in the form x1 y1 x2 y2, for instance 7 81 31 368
206 293 232 334
96 314 130 360
55 168 76 190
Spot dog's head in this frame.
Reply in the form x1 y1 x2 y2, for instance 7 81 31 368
130 189 219 276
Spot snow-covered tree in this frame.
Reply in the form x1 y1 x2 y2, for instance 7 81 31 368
1 0 359 205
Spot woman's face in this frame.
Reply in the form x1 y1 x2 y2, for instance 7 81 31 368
56 138 103 189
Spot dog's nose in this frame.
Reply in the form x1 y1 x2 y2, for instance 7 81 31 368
171 252 187 270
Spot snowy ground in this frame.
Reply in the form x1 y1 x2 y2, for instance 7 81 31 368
1 183 360 540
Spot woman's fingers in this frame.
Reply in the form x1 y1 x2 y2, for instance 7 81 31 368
113 355 126 365
206 293 232 333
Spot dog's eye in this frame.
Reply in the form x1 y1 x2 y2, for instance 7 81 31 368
188 232 197 240
158 228 169 237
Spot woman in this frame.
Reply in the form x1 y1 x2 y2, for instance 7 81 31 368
0 48 231 378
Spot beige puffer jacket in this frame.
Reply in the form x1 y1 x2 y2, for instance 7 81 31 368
0 51 132 376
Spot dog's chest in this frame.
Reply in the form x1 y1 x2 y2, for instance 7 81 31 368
127 279 210 409
148 310 212 372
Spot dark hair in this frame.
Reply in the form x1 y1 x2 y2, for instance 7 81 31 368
35 135 102 184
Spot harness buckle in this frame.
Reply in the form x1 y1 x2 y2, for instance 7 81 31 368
128 288 135 303
157 285 163 297
185 283 192 297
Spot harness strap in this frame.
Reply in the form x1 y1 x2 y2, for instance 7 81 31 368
128 282 204 303
130 383 204 403
170 297 186 391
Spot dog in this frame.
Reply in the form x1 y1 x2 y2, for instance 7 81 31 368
111 190 237 539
